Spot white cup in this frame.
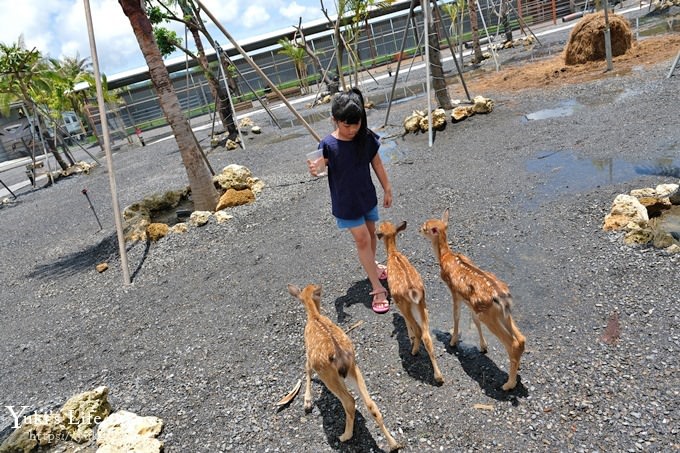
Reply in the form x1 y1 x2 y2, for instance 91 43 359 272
306 149 327 177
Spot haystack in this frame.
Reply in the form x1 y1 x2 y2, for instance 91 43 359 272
564 11 633 65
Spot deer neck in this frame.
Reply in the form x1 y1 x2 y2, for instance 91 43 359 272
303 300 321 321
432 230 451 265
384 237 398 257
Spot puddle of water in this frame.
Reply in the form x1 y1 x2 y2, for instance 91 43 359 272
526 151 680 198
378 138 408 162
521 99 581 122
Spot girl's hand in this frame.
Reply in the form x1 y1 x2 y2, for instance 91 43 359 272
383 188 393 208
307 159 318 177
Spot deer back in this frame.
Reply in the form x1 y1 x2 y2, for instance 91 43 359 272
289 283 355 378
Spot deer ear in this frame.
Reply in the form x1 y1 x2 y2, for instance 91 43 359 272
442 208 449 225
287 284 300 297
397 221 407 232
313 285 322 301
431 227 439 234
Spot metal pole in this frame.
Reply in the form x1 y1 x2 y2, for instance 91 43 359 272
195 0 321 142
603 0 614 72
383 0 417 128
0 179 17 199
423 0 433 147
81 188 103 231
83 0 131 285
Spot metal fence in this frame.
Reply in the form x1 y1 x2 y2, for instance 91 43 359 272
110 0 576 132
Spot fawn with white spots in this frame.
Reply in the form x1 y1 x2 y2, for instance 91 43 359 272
420 209 526 390
287 283 401 451
376 221 444 384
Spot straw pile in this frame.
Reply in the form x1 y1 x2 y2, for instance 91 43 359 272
564 11 633 65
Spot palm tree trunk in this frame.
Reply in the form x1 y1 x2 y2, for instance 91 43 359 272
468 0 484 64
427 6 452 109
19 95 69 171
119 0 218 211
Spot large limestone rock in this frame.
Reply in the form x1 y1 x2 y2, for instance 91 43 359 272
96 410 163 453
472 95 494 114
418 108 447 132
451 96 494 123
0 386 111 452
214 164 264 195
216 188 255 211
0 412 66 451
602 194 648 231
146 223 170 242
403 110 425 133
189 211 212 227
60 386 112 443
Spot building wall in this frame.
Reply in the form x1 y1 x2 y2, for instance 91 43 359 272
105 0 573 130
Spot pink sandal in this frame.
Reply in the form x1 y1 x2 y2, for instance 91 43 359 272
370 288 389 314
376 262 388 281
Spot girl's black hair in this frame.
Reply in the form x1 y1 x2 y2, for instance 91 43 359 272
331 87 370 155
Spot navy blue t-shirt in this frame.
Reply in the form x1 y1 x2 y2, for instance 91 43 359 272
319 131 380 220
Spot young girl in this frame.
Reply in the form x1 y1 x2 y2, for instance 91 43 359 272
308 88 393 314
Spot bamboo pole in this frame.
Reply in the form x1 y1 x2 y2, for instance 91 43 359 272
83 0 131 285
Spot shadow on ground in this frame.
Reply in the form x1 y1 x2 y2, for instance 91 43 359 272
26 232 119 279
434 329 528 402
391 314 444 386
318 384 387 452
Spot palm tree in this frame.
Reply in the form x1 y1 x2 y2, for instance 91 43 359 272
277 38 309 94
321 0 394 89
148 0 238 139
0 37 69 170
119 0 219 211
291 20 338 93
441 0 465 60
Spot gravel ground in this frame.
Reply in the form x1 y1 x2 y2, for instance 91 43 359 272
1 25 679 452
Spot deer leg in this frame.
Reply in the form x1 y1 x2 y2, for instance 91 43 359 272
470 310 489 353
419 315 445 384
304 358 314 412
348 366 401 451
403 310 421 356
318 368 356 442
450 292 461 347
479 309 523 391
404 314 419 355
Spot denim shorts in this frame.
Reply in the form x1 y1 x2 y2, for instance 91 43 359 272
335 205 379 229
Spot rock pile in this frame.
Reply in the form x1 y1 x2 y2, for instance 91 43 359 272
122 164 263 243
603 182 680 253
402 96 495 134
0 386 163 453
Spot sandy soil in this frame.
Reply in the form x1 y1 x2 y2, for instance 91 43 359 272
468 34 680 92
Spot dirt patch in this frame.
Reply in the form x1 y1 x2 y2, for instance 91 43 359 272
564 11 633 65
467 34 680 92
